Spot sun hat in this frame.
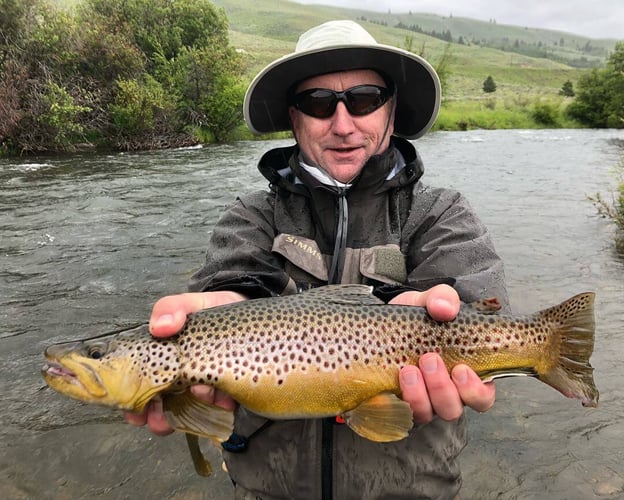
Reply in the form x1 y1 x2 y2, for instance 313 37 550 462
243 20 441 139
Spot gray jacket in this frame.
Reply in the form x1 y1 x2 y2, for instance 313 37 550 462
189 137 508 500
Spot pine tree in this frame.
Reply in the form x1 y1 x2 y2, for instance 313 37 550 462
559 80 575 97
483 75 497 93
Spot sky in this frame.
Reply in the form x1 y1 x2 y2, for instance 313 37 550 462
295 0 623 40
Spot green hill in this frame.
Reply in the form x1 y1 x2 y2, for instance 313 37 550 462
212 0 618 104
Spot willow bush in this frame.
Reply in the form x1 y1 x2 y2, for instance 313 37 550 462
0 0 245 154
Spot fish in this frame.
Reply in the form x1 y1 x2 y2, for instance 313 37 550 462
42 284 599 476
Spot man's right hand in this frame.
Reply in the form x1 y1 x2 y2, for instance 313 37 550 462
124 291 246 435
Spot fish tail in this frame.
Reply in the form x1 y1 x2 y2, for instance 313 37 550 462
537 292 599 407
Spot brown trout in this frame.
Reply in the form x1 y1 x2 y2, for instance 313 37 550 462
42 285 599 475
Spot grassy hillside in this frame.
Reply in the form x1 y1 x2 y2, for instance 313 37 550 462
211 0 610 104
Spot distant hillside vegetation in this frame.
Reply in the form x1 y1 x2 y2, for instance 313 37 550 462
212 0 620 102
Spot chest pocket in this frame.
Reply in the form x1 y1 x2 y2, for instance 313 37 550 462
359 244 407 284
273 233 406 287
272 234 328 286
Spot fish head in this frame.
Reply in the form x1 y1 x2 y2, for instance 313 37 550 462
42 329 180 412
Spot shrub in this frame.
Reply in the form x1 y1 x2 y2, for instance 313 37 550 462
109 75 172 135
531 100 560 126
40 81 91 146
483 75 497 93
588 155 624 254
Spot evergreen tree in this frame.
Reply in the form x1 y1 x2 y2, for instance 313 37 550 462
559 80 575 97
483 75 497 93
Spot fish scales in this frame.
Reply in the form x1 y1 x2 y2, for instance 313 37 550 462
42 285 599 474
169 286 595 419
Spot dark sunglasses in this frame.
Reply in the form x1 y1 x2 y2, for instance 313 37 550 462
290 84 393 119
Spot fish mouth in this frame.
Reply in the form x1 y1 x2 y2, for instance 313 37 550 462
42 361 77 380
41 356 107 398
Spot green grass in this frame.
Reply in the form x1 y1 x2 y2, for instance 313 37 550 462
212 0 609 130
217 0 594 99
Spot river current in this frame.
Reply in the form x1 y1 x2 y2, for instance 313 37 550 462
1 129 623 499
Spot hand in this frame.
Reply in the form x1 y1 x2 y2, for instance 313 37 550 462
390 284 496 424
124 291 245 435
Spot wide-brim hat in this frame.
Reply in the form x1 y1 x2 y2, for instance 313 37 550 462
244 20 441 139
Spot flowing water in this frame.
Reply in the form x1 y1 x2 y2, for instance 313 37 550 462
1 129 623 499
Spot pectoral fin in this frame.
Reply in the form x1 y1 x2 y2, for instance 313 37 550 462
162 391 234 444
343 392 413 442
162 391 235 478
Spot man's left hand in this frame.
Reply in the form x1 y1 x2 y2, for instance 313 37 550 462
389 285 496 423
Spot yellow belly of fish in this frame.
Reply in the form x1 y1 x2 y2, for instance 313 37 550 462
215 364 400 419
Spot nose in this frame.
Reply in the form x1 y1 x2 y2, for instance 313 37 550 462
331 101 356 136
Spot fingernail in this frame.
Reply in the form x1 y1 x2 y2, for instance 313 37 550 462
433 297 452 309
151 314 174 330
403 369 418 386
454 365 468 384
421 355 438 373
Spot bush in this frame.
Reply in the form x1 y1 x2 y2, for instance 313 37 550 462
588 177 624 254
531 100 560 127
1 0 245 154
483 75 497 93
40 81 91 146
559 80 575 97
109 75 173 135
567 42 624 128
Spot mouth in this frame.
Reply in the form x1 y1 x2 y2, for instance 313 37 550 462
330 146 360 154
42 361 77 380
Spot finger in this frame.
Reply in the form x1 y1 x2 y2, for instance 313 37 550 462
190 384 216 402
424 285 460 321
214 389 238 412
389 285 460 322
452 364 496 413
399 365 433 424
124 409 147 427
149 294 195 337
190 385 237 412
150 291 247 338
146 397 175 436
419 353 464 421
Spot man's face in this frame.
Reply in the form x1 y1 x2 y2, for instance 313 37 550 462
288 69 394 184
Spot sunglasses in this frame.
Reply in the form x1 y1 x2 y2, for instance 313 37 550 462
290 84 393 119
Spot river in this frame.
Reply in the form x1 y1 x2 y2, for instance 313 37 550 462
1 129 623 499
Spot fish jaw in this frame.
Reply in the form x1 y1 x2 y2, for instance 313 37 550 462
42 338 178 412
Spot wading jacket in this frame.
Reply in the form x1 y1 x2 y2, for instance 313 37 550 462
189 136 509 500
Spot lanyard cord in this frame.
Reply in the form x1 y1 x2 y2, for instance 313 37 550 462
327 189 348 284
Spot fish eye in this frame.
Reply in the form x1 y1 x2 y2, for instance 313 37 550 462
87 346 105 360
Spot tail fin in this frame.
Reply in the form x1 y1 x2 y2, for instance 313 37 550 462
537 292 599 407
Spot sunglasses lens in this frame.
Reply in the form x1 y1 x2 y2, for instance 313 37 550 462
346 86 388 115
296 89 337 118
293 85 391 119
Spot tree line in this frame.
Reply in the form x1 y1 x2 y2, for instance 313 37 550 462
0 0 246 155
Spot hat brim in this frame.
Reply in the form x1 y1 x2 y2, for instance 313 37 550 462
244 44 441 139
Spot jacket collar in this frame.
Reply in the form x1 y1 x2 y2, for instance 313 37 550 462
257 136 424 196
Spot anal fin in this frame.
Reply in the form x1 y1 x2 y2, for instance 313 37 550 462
343 392 413 442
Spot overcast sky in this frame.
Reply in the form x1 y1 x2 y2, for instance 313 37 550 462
295 0 623 39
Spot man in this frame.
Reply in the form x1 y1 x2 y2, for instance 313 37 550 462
126 20 508 499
